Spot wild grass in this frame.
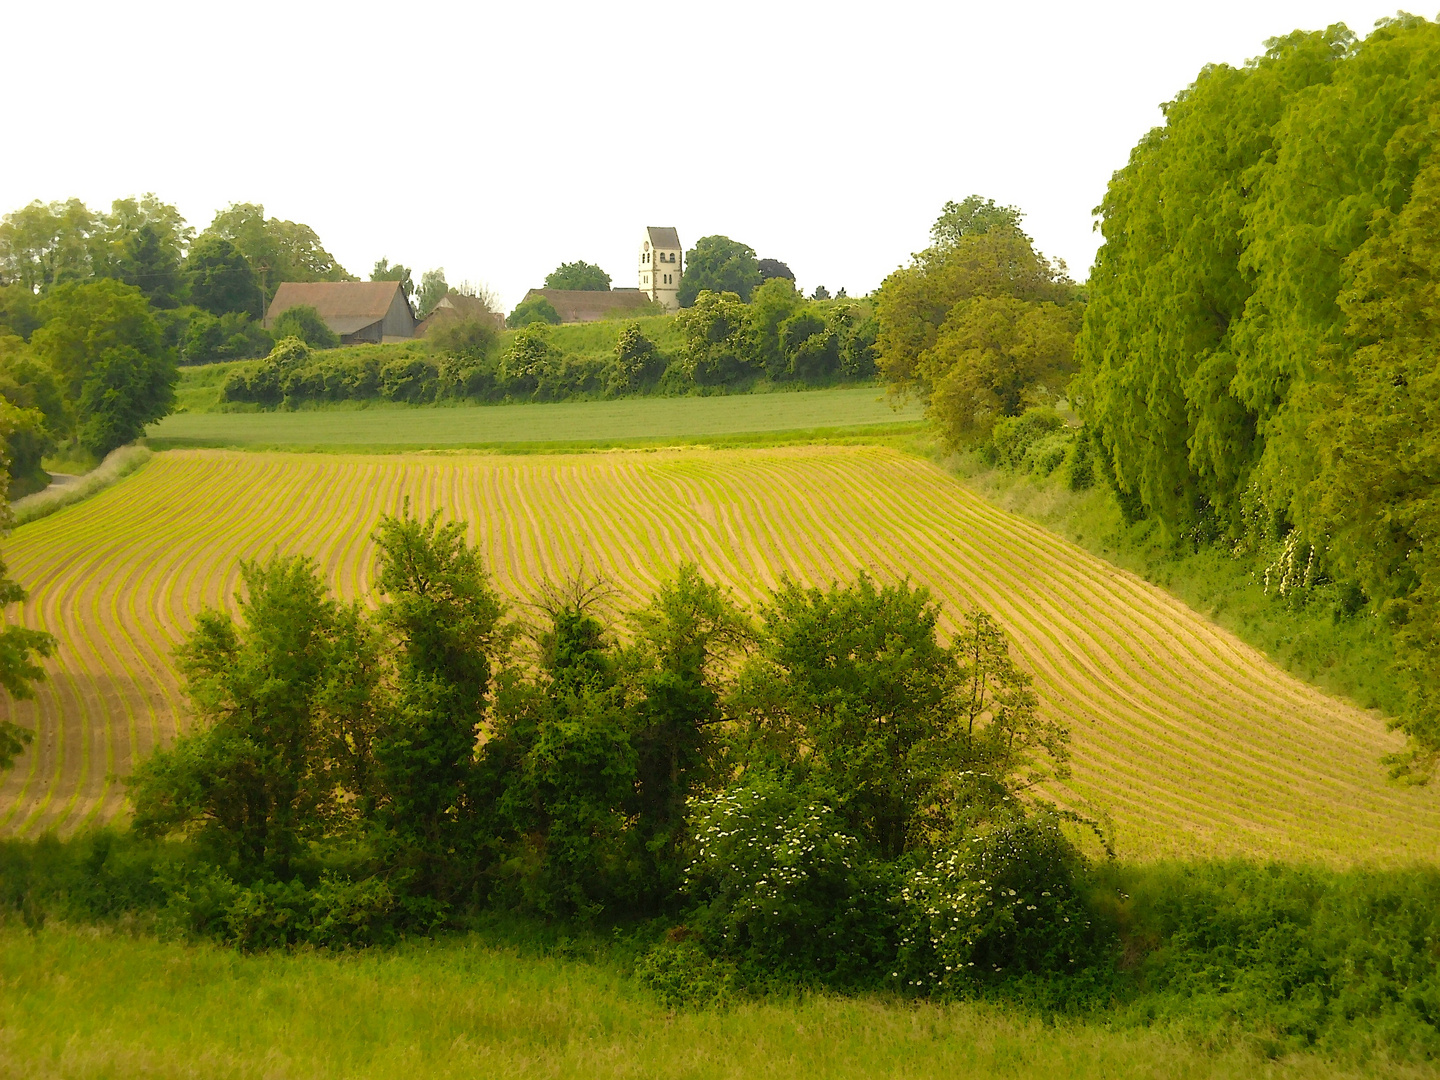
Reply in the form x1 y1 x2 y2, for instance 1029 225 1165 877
3 920 1431 1080
146 386 921 451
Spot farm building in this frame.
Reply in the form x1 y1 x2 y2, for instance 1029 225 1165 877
639 226 682 311
414 292 504 336
519 287 655 323
263 281 417 344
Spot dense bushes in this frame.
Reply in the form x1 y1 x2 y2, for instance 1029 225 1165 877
219 295 878 410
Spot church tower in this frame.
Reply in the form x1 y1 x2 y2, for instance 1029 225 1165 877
640 227 683 311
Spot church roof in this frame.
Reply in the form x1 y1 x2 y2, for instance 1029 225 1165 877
524 288 653 323
646 226 681 251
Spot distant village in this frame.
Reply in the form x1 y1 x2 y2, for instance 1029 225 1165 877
261 227 684 346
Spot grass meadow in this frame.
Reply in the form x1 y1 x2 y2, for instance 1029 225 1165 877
5 920 1428 1080
148 385 922 451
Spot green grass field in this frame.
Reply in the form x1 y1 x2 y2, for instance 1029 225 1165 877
4 922 1425 1080
148 386 922 451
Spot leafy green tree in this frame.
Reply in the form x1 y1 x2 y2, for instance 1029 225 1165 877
929 195 1028 248
506 296 561 328
185 235 265 318
675 290 756 386
780 309 837 380
270 305 339 350
182 311 273 364
0 463 56 773
876 223 1076 399
198 203 353 300
812 285 831 301
0 400 54 495
31 279 177 454
371 258 416 309
0 198 98 292
544 261 611 291
370 507 506 868
417 269 448 318
427 315 497 362
757 258 794 282
749 277 804 378
678 236 761 306
128 555 342 874
0 335 68 437
922 296 1081 447
0 285 43 340
500 324 555 393
92 195 193 308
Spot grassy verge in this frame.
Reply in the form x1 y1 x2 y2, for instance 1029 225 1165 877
10 445 152 526
2 919 1431 1080
943 449 1410 720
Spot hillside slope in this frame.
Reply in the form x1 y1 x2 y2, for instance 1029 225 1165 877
1 447 1435 862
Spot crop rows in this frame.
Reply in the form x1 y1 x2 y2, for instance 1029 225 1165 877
2 447 1436 864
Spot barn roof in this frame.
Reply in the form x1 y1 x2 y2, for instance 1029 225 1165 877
263 281 406 329
524 288 653 323
645 226 681 250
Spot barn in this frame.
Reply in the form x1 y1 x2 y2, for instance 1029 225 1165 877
263 281 416 344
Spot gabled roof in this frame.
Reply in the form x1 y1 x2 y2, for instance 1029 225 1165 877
524 288 654 323
263 281 409 328
645 226 681 251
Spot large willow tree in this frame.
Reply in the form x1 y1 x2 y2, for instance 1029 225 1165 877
1077 16 1440 770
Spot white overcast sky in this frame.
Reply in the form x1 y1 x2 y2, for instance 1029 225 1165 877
3 1 1425 310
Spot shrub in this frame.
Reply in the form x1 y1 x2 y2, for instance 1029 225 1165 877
270 305 339 349
608 323 664 395
427 316 497 361
635 936 738 1009
507 296 561 328
183 310 273 364
990 407 1065 470
682 776 896 987
895 815 1095 994
380 356 436 403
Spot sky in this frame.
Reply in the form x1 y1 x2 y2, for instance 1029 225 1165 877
3 1 1426 310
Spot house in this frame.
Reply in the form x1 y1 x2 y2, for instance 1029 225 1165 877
414 292 505 336
263 281 416 344
518 287 655 323
639 227 682 311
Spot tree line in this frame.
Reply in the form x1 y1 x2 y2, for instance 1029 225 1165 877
1072 16 1440 774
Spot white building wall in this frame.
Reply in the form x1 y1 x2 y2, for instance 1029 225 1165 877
639 231 683 311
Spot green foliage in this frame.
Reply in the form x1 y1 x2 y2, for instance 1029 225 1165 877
0 198 99 292
877 202 1080 449
545 261 611 291
270 304 339 349
416 269 448 318
198 203 353 300
757 258 793 283
184 235 264 318
370 258 415 308
678 236 761 306
0 284 43 339
0 520 56 769
608 322 663 395
30 278 177 454
181 309 273 364
507 295 562 328
1075 15 1440 768
676 290 756 386
91 195 192 309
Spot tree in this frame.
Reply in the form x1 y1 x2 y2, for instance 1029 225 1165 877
31 279 177 454
758 258 794 283
812 285 831 301
92 194 193 309
371 257 416 310
198 203 353 300
545 261 611 291
270 305 339 349
929 195 1028 248
0 198 98 293
877 225 1075 389
128 555 342 874
417 269 448 318
182 311 273 364
500 325 555 393
749 277 804 378
675 290 756 386
0 538 56 773
185 235 265 318
371 506 506 866
678 236 761 306
0 285 43 340
921 296 1082 447
507 295 561 328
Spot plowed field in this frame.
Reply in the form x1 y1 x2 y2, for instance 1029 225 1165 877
3 447 1436 863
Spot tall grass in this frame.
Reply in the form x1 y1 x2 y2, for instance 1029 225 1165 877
2 920 1429 1079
